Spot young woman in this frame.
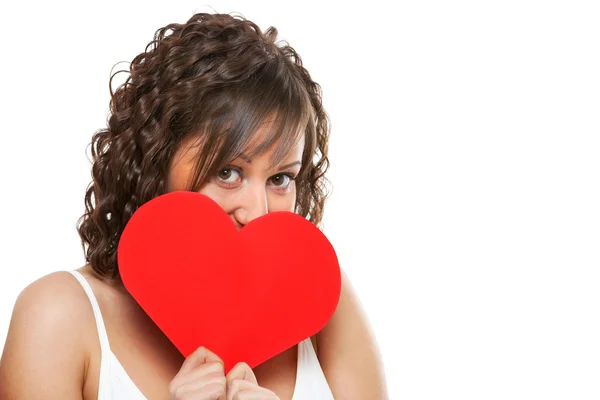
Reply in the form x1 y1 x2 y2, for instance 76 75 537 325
0 12 388 400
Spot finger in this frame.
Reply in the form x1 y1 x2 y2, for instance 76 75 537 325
232 393 279 400
177 346 224 376
227 380 280 400
174 376 227 399
172 362 225 387
226 362 258 385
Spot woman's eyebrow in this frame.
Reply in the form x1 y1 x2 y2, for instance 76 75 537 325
238 153 253 163
237 153 301 170
278 161 301 170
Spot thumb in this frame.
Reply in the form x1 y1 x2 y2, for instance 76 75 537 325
225 361 258 385
178 346 224 376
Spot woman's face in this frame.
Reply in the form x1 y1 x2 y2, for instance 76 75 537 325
167 121 305 231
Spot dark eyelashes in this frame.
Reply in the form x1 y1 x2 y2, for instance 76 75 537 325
218 165 298 180
276 172 297 180
218 165 242 175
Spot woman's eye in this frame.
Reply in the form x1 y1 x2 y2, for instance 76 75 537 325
215 167 295 190
217 168 241 183
269 174 294 188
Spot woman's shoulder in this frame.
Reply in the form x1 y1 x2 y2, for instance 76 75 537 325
8 266 121 339
0 269 98 397
13 269 96 321
5 269 101 355
315 269 389 398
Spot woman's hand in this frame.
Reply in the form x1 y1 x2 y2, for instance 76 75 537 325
169 346 227 400
225 361 280 400
169 346 280 400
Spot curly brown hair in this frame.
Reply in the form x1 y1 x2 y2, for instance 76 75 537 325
76 12 331 279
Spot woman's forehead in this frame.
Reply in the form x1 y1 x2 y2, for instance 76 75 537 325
235 133 305 166
171 122 305 170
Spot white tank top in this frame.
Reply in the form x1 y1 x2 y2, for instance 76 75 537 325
68 270 335 400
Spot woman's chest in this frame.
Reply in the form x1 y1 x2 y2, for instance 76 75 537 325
82 294 299 400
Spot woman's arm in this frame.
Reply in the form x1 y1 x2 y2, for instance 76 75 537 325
317 270 389 399
0 273 88 400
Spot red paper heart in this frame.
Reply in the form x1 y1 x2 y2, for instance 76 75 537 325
117 191 341 372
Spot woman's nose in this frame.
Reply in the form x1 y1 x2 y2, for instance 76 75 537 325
233 186 268 227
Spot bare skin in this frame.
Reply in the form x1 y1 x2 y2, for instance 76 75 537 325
0 121 388 399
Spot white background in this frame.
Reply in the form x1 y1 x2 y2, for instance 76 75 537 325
1 1 599 398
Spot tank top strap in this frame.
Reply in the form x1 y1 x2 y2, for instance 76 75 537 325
293 337 335 400
67 271 112 350
67 270 112 400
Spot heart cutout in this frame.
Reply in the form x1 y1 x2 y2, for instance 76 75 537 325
117 191 341 372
